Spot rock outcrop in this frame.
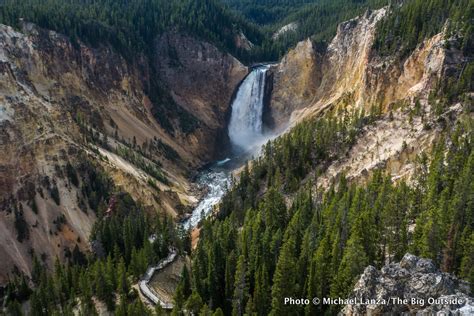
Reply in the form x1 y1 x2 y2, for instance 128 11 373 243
268 7 469 185
342 254 474 315
155 32 247 159
268 8 467 127
0 22 246 284
268 9 387 128
272 22 298 40
268 38 322 129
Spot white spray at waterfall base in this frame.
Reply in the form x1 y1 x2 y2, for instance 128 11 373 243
182 66 274 230
228 65 272 153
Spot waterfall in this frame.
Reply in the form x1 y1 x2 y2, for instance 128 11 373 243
228 66 269 152
182 66 272 231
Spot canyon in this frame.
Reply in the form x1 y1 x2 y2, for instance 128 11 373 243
0 2 472 314
0 21 247 284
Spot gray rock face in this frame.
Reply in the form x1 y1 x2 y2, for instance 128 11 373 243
342 254 474 315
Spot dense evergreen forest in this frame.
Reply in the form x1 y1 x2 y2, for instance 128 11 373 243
185 107 474 315
221 0 318 25
276 0 386 41
5 94 472 316
234 0 473 61
374 0 474 58
1 1 473 315
0 0 263 62
1 0 471 61
223 0 388 59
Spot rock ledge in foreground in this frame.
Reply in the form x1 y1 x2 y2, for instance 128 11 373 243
342 253 474 315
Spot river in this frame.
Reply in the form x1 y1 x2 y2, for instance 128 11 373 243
181 65 271 230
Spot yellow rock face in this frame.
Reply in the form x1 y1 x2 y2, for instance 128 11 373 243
268 8 452 128
267 8 467 189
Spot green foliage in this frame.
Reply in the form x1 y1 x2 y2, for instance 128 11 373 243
219 107 378 222
460 232 474 293
0 0 263 62
279 0 385 47
152 137 181 162
374 0 474 58
6 299 23 316
1 0 469 66
440 61 474 103
7 212 179 314
76 112 171 184
77 159 114 212
115 145 170 185
185 291 204 314
188 111 474 314
222 0 318 25
147 82 201 135
4 274 31 307
225 0 387 61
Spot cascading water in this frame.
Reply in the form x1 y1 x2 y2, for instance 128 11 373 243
182 66 270 230
228 66 270 152
143 67 272 302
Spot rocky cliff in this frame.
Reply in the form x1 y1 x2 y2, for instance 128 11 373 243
155 32 248 157
268 7 470 184
268 9 386 128
269 38 322 129
0 22 246 284
342 254 474 315
269 7 467 126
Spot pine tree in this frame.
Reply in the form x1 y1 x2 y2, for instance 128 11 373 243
185 291 204 314
32 255 43 286
305 236 331 315
245 296 257 315
213 308 225 316
225 250 237 313
270 236 297 316
155 303 165 316
180 266 192 298
253 264 271 316
117 257 129 296
331 233 368 302
199 304 212 316
232 255 249 316
174 280 186 311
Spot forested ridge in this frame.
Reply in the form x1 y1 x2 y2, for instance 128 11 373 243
374 0 474 58
0 0 263 62
224 0 388 60
221 0 319 25
0 0 388 62
1 0 471 62
185 107 474 315
248 0 473 62
222 0 474 61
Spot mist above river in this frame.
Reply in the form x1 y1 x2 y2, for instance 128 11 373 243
182 65 274 230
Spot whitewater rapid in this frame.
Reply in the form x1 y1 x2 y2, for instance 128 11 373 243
181 168 231 230
182 66 270 230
